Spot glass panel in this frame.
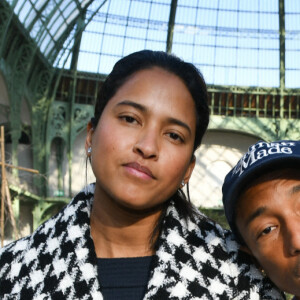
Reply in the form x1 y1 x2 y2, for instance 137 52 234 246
173 0 280 86
7 0 294 87
9 0 93 66
285 0 300 87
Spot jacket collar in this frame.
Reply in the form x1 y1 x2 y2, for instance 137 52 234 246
55 184 283 299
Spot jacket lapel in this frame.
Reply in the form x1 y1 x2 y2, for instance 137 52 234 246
144 202 195 299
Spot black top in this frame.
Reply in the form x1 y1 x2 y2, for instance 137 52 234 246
97 256 154 300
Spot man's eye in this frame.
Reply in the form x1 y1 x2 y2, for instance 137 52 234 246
260 226 276 236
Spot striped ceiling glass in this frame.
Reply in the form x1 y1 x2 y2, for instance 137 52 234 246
7 0 300 88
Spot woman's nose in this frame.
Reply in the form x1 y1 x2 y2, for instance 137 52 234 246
133 128 159 159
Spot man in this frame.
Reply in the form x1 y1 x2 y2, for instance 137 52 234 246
223 140 300 299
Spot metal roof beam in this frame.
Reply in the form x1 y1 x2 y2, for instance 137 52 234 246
279 0 285 119
26 0 50 33
279 0 285 91
166 0 178 53
70 9 86 70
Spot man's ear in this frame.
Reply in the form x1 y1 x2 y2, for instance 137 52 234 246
183 155 196 183
239 244 252 255
85 121 94 153
239 245 263 270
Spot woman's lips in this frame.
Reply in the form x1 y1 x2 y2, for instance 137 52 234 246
123 162 155 180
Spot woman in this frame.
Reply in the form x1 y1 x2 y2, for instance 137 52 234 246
0 50 283 299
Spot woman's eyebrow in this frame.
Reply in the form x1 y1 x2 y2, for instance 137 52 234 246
166 117 191 135
116 100 192 134
116 100 147 112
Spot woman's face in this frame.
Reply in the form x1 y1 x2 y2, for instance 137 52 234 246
86 67 196 211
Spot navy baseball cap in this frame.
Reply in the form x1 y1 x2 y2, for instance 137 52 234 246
222 140 300 236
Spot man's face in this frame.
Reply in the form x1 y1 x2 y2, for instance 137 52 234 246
236 172 300 296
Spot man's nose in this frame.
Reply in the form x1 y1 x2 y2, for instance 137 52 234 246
286 216 300 256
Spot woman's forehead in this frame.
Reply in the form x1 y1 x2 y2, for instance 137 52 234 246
106 68 196 121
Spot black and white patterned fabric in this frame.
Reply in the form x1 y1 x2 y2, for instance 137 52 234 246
0 184 284 299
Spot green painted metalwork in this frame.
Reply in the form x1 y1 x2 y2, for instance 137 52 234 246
279 0 286 92
166 0 178 54
207 83 300 141
209 116 300 141
6 0 95 64
0 0 300 234
279 0 285 120
67 11 85 197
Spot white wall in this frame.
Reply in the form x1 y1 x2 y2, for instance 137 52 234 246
48 138 68 197
188 130 260 208
48 130 96 198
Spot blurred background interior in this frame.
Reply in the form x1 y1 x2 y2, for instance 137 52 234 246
0 0 299 246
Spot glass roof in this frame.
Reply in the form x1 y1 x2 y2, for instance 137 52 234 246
7 0 300 88
285 0 300 88
9 0 90 58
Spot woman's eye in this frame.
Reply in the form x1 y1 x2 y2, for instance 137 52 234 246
167 132 184 142
120 116 137 124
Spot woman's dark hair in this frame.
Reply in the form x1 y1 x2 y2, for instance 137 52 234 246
91 50 210 249
92 50 209 151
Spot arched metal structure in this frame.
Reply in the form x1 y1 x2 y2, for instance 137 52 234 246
0 0 300 230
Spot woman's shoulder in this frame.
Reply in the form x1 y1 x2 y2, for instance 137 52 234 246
153 202 285 299
0 186 94 264
176 205 237 248
164 202 242 262
0 186 98 299
0 235 30 263
191 211 285 299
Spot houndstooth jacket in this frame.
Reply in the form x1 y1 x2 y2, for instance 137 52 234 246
0 184 284 300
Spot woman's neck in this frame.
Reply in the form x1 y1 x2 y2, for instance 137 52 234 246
90 186 163 258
